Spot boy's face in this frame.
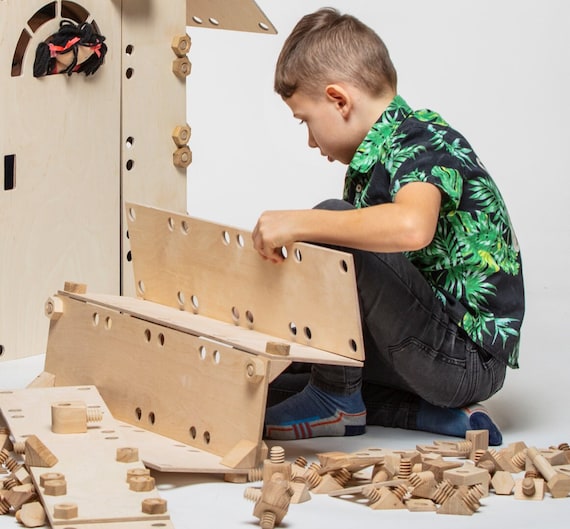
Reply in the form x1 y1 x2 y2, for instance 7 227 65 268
285 88 363 165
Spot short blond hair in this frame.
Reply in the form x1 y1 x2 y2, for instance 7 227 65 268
275 8 397 99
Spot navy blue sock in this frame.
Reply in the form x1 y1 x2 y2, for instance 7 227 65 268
264 383 366 440
416 401 502 445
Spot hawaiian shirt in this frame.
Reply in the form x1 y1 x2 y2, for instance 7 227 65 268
343 95 524 368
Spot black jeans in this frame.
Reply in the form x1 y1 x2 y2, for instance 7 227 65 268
267 199 506 430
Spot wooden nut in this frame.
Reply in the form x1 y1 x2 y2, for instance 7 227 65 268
172 57 192 79
245 358 265 384
173 146 192 168
127 468 150 483
265 342 291 356
142 497 168 514
44 296 63 320
172 124 192 147
63 281 87 294
129 475 156 492
116 447 139 463
44 479 67 496
171 34 191 57
40 472 65 487
53 503 78 520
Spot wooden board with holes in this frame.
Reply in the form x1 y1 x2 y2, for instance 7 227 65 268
0 386 173 527
44 293 271 467
125 203 365 362
186 0 277 33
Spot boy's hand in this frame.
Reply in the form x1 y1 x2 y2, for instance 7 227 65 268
252 210 299 263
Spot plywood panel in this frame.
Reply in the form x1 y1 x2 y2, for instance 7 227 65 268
126 203 365 361
0 386 173 527
0 0 122 360
186 0 277 34
44 292 270 463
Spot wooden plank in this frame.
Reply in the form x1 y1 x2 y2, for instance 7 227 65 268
0 0 121 360
186 0 277 34
44 293 270 465
126 203 365 362
0 386 172 526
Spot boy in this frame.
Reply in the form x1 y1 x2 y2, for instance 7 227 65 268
252 8 524 445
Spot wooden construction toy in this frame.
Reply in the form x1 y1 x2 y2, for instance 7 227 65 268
0 0 275 363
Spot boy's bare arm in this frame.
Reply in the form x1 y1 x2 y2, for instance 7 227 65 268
252 182 441 263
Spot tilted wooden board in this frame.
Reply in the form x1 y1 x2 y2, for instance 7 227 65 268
0 386 173 527
44 293 270 466
126 203 365 362
186 0 277 33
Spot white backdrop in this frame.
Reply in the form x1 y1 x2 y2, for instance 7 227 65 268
186 1 570 429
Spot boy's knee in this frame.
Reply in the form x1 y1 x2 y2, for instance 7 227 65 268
314 198 354 211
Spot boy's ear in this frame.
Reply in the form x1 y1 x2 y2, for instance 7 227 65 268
324 84 352 117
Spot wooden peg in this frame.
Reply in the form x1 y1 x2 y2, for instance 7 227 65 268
44 296 63 320
527 446 570 498
514 477 545 501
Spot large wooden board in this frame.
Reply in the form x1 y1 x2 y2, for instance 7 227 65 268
186 0 277 34
0 386 173 527
126 203 365 362
44 292 270 465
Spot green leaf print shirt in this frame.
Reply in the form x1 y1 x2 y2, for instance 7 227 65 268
343 95 524 368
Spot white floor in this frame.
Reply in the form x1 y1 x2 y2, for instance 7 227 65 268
0 351 569 529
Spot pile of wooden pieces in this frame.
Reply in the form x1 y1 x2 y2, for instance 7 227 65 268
244 431 570 526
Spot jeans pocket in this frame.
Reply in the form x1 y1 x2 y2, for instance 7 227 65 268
388 337 467 407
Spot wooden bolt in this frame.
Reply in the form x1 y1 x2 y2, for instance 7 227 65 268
51 401 101 433
53 503 78 520
142 498 167 515
173 145 192 168
527 446 570 498
514 477 545 500
172 57 192 79
44 296 63 320
172 124 192 147
171 34 191 57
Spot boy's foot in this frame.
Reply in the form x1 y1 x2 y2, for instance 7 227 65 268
416 401 502 445
264 383 366 440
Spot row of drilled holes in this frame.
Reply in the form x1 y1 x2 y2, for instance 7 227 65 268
190 15 270 32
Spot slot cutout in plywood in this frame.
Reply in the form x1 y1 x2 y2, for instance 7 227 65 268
126 203 364 362
186 0 276 34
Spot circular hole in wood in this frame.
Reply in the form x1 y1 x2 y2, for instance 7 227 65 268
144 329 152 343
189 426 197 439
213 350 221 364
181 220 190 234
126 159 134 171
231 306 240 323
304 327 312 340
209 17 219 26
340 259 349 273
259 22 270 31
221 230 231 245
203 431 211 444
125 67 134 79
148 412 156 425
199 345 207 360
167 217 175 231
137 280 145 295
0 345 4 357
294 248 303 262
245 310 254 326
125 44 134 55
126 250 132 262
191 295 199 312
125 136 134 148
177 291 185 307
128 208 136 222
135 408 142 420
279 246 288 259
92 312 99 326
349 339 358 353
288 322 297 336
236 233 245 247
105 317 112 330
158 333 165 347
192 16 203 24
